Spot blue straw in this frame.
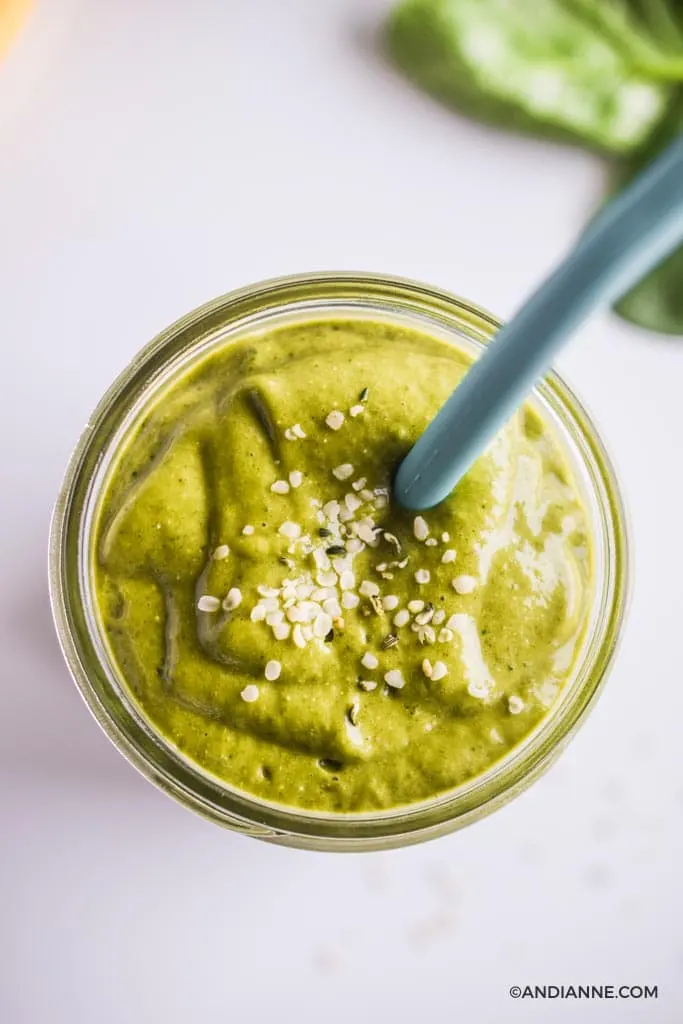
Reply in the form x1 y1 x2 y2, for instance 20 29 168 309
395 134 683 511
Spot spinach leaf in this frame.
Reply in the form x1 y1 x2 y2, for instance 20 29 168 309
614 247 683 333
387 0 672 155
612 94 683 333
565 0 683 81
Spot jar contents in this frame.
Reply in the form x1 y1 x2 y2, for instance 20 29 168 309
94 319 592 811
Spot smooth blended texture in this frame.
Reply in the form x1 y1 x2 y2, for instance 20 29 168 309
93 319 592 813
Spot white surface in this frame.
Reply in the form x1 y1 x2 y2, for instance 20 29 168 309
1 2 682 1022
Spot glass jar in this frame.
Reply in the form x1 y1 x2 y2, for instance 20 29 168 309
49 272 630 851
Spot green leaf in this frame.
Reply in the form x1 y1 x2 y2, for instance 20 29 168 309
565 0 683 81
612 93 683 334
613 247 683 333
387 0 672 155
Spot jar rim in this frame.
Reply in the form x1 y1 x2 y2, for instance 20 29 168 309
49 272 631 851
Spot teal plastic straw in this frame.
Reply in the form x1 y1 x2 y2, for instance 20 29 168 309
395 134 683 511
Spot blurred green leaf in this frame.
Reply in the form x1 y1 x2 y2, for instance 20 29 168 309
566 0 683 80
387 0 672 155
612 94 683 333
388 0 683 335
614 247 683 333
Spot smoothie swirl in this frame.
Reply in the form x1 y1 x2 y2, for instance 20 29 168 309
94 319 591 811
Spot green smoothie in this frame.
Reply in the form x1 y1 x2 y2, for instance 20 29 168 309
94 318 592 812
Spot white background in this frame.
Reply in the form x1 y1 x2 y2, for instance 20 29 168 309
1 2 682 1022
